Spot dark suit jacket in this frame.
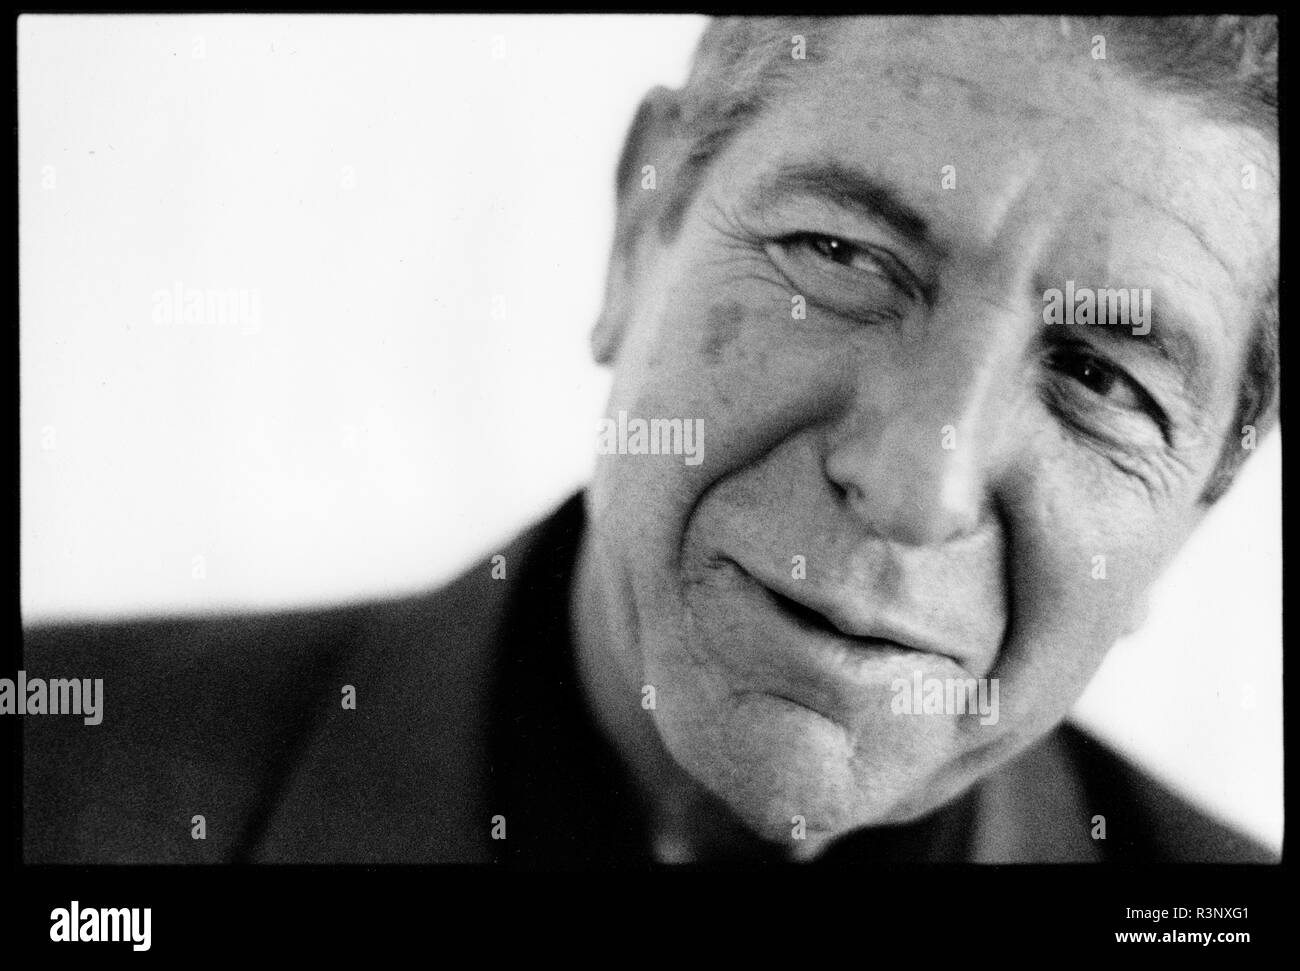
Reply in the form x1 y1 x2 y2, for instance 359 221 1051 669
22 493 1276 865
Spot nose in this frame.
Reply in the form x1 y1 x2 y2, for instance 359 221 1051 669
824 312 1014 547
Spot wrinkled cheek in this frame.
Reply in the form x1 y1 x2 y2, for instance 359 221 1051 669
991 472 1177 738
592 295 848 593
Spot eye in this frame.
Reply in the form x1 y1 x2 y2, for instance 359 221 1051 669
786 233 914 288
1051 347 1134 401
806 235 884 273
767 232 922 322
1045 343 1169 433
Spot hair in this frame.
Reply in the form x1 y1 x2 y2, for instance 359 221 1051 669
624 16 1278 503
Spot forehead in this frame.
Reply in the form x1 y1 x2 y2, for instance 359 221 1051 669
772 18 1275 268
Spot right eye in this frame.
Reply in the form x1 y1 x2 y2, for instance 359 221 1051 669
802 234 892 275
768 232 921 324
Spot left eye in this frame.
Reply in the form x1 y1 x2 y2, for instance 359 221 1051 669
1046 344 1155 416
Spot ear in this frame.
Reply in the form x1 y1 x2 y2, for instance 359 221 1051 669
591 86 682 367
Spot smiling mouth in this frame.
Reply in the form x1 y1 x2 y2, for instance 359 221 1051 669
760 584 927 657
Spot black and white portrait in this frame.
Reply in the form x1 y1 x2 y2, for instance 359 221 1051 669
18 14 1281 875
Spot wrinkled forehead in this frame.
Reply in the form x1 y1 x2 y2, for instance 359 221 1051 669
788 18 1278 259
809 17 1202 123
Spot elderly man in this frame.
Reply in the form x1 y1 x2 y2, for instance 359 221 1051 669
24 15 1278 865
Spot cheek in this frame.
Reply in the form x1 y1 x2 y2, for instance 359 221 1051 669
991 437 1195 733
592 285 850 567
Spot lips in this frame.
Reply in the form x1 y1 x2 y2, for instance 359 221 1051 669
730 558 964 666
764 586 926 655
697 557 969 721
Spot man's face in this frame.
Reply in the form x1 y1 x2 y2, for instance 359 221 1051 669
586 18 1277 848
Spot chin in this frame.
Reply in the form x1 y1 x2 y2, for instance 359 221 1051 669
652 680 966 843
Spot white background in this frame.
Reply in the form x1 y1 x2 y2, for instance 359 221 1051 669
20 15 1282 851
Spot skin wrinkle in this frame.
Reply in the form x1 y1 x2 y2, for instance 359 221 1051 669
575 17 1277 859
1110 181 1237 281
924 66 1049 122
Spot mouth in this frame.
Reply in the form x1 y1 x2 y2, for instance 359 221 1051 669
708 559 967 714
738 552 952 652
762 585 927 656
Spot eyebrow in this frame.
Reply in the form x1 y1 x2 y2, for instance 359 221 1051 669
744 161 940 255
